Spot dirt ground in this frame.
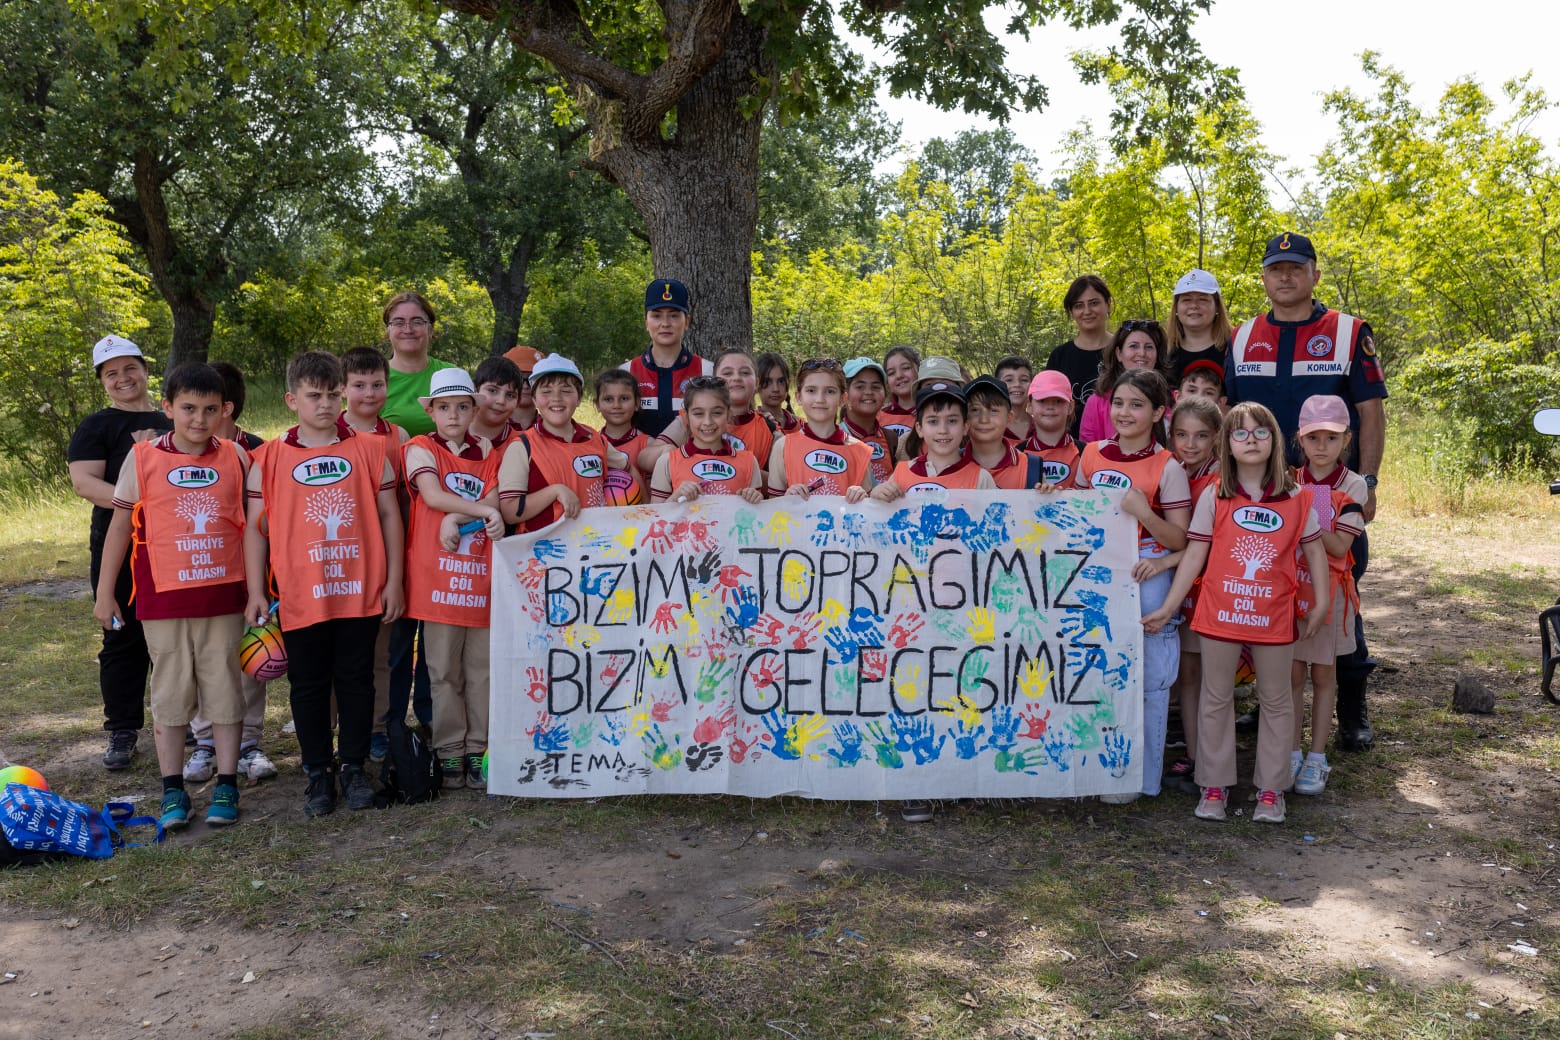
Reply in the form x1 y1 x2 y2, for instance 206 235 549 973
3 515 1557 1039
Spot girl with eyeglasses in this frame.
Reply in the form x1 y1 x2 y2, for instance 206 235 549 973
1078 320 1167 444
379 291 460 438
1143 402 1329 826
765 358 872 501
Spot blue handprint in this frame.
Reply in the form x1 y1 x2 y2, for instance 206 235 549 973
547 596 573 625
1079 564 1113 586
600 714 626 746
579 567 613 598
891 714 946 764
953 718 986 760
864 721 904 769
963 503 1011 553
840 511 868 545
758 709 801 760
1098 729 1133 779
1059 588 1114 644
827 721 864 767
807 509 837 546
725 587 760 630
824 625 861 663
533 538 567 562
531 718 571 753
1042 729 1074 772
846 607 884 642
985 705 1020 752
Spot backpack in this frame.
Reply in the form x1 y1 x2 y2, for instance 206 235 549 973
0 784 163 865
376 717 441 806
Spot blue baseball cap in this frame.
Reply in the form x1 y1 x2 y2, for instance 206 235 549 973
645 278 690 313
843 357 886 381
1263 232 1316 267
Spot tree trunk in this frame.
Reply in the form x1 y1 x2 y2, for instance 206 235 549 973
486 235 535 355
593 15 765 358
119 146 217 370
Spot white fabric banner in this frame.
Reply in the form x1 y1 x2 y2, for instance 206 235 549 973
489 490 1143 799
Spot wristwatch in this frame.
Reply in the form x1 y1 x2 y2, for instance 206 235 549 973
1362 474 1378 490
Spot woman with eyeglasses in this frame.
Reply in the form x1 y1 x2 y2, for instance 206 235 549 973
1078 320 1167 444
379 291 459 438
1044 274 1113 438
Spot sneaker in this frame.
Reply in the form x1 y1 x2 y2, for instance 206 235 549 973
440 756 466 791
1288 756 1303 792
304 766 336 818
1099 791 1141 804
899 800 934 823
237 746 278 782
182 745 216 783
205 783 240 826
339 764 375 811
184 727 197 747
369 733 390 762
103 729 138 770
1295 758 1331 796
1253 789 1286 824
159 788 192 831
464 753 486 790
1165 757 1198 794
281 718 297 735
1194 786 1228 821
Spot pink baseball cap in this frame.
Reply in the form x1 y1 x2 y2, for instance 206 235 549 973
1027 370 1073 402
1296 394 1350 436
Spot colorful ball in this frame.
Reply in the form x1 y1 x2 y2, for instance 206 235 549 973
0 765 49 792
601 467 643 507
238 604 288 681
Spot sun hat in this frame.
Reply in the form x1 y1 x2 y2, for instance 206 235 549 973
417 367 476 407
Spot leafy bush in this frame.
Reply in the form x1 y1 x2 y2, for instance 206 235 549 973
1396 335 1560 471
0 160 149 480
518 242 651 379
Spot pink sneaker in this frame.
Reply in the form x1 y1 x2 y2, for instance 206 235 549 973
1253 789 1286 824
1195 786 1228 821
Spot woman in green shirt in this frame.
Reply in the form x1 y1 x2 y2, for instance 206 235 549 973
380 292 457 437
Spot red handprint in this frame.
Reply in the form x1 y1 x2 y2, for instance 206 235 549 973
641 519 673 554
888 615 925 649
525 666 548 703
692 707 736 744
861 649 887 680
600 656 623 684
651 601 684 634
651 693 679 723
754 615 787 646
749 656 780 689
730 724 764 763
518 558 547 589
1020 708 1051 739
716 564 752 601
524 711 554 738
789 621 819 649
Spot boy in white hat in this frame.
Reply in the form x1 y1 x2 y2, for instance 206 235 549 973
402 367 506 789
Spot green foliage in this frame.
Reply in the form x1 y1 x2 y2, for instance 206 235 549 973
0 160 148 479
515 242 652 379
1397 336 1560 469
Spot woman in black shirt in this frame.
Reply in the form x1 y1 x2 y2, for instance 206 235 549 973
1044 274 1114 438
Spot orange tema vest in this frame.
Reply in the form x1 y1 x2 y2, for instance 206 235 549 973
256 432 388 630
403 436 501 627
843 418 894 484
1179 471 1221 616
877 405 913 439
1030 439 1080 486
1294 483 1359 621
726 411 774 468
520 425 609 530
1079 443 1175 551
132 438 247 594
667 446 759 496
781 429 872 495
987 448 1041 490
1191 488 1313 646
607 428 650 473
891 458 986 493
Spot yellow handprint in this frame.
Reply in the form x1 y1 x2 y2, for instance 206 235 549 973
564 623 601 648
894 662 924 704
1019 658 1054 700
1016 520 1053 553
938 693 984 730
628 707 651 737
966 606 995 643
784 714 830 756
763 512 795 546
782 556 813 599
818 597 847 624
598 526 637 559
604 587 635 624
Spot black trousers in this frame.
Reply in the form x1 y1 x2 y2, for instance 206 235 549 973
1336 528 1373 684
89 535 150 733
282 615 382 771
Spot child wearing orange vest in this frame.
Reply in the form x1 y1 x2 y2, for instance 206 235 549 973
766 358 873 501
94 363 252 831
1019 370 1081 485
245 351 405 819
1289 395 1367 796
871 381 996 501
841 357 899 486
755 351 802 434
648 376 765 503
1142 395 1222 792
1144 402 1329 825
963 375 1045 489
995 355 1034 443
469 355 526 451
401 368 506 791
498 354 628 531
879 345 920 439
1073 369 1191 804
637 348 776 480
595 368 650 474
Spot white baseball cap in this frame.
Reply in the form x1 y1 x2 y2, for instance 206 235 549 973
417 367 476 406
528 353 583 387
1173 269 1221 297
92 335 144 368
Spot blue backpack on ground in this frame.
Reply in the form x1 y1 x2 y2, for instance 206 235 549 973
0 783 163 866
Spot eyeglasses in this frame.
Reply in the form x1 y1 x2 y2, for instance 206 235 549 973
386 318 431 330
1121 319 1159 333
1230 427 1273 442
799 358 841 372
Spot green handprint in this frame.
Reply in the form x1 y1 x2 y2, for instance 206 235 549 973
995 746 1042 774
989 571 1025 613
959 652 991 691
731 509 758 546
572 718 596 749
694 657 735 703
865 721 904 769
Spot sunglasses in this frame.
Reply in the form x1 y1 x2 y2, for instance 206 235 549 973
799 358 842 372
1121 319 1159 333
1230 427 1273 442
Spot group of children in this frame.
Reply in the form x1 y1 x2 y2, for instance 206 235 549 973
85 276 1367 830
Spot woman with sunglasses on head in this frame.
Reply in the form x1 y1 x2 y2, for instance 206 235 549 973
1044 274 1113 439
1078 319 1168 444
379 291 460 438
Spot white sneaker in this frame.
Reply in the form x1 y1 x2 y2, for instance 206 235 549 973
237 746 278 782
1099 791 1141 804
182 745 215 782
1294 758 1330 796
1287 756 1302 792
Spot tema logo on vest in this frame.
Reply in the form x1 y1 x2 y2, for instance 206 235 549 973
868 440 886 460
1043 460 1072 484
166 465 219 489
291 456 352 486
1232 505 1284 533
444 471 484 501
572 454 604 478
691 459 736 481
1090 468 1132 491
905 482 945 495
804 449 847 474
726 433 748 451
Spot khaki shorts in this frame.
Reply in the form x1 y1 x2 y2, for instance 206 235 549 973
144 613 246 727
1291 588 1358 665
